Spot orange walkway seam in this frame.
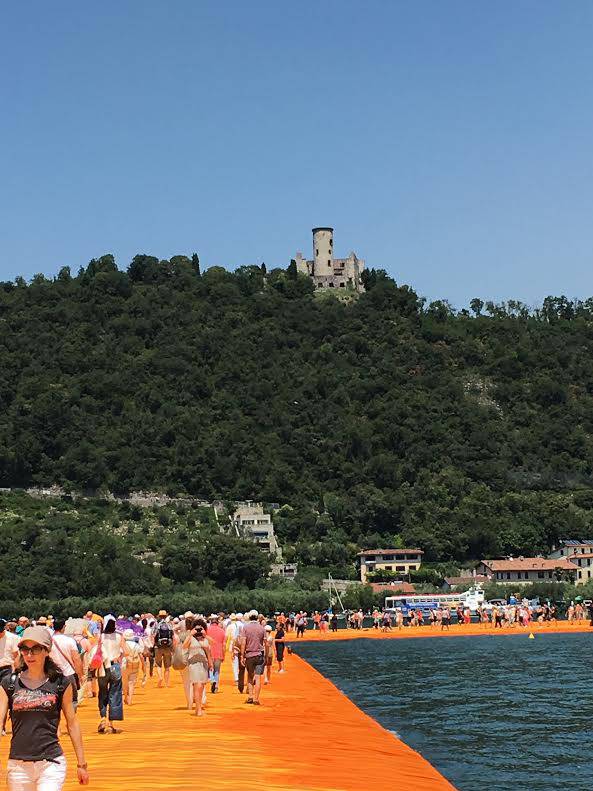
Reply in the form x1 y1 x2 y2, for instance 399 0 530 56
1 651 456 791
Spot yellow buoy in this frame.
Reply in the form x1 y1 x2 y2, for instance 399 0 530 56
529 633 535 639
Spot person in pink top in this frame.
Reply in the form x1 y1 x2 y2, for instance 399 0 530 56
206 615 226 694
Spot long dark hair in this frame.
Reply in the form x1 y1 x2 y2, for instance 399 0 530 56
15 653 62 682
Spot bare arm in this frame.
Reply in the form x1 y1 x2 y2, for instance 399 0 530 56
0 687 9 731
182 634 192 650
62 684 89 785
203 642 213 671
70 646 83 681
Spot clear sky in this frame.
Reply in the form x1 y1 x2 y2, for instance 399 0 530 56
1 2 592 307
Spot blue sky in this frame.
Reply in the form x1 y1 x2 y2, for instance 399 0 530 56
1 2 592 307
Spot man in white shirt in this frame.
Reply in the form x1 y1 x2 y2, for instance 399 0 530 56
50 618 83 708
0 618 19 682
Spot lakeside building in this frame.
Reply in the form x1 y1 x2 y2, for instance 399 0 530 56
358 549 424 583
476 557 576 585
548 539 593 559
294 227 365 292
232 501 280 558
369 581 416 595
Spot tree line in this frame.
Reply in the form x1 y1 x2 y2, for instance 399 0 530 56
1 252 593 593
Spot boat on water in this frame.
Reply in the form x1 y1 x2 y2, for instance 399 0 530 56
384 585 486 617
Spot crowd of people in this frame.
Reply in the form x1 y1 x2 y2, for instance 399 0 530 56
0 608 295 790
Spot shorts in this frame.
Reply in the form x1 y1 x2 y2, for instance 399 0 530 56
245 653 265 683
154 647 172 669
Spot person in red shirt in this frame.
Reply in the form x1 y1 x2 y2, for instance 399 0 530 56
206 615 226 694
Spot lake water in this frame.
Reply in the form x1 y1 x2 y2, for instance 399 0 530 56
295 633 593 791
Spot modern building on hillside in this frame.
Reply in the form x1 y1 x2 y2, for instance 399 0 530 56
232 502 280 558
476 557 576 585
357 549 423 583
294 227 365 292
548 539 593 559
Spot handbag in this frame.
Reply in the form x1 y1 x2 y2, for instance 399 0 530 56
89 635 104 671
172 643 188 671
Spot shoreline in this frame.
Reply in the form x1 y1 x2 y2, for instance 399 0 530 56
288 621 593 643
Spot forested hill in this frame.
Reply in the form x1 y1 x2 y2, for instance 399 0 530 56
2 254 593 564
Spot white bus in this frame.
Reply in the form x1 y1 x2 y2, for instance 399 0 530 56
385 585 485 616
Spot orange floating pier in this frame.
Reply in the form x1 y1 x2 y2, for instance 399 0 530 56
1 647 457 791
5 624 589 789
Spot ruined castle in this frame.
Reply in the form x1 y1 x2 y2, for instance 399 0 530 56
294 227 365 293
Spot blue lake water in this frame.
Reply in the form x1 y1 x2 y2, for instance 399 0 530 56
295 633 593 791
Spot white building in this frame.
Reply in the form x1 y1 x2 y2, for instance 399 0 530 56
295 227 365 292
476 557 576 584
548 539 593 559
232 502 280 558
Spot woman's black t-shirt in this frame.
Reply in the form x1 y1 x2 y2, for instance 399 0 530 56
3 675 64 761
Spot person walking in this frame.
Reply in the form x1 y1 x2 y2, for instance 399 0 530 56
0 626 89 789
239 611 266 706
122 629 142 706
49 620 83 712
274 622 286 673
153 610 174 688
206 615 225 694
225 614 243 686
182 624 212 717
92 618 126 734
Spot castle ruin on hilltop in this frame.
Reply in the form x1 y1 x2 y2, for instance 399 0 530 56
294 227 365 293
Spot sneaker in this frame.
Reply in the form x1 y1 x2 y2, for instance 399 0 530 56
245 698 254 704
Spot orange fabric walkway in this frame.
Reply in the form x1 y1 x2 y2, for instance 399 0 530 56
290 619 593 643
1 651 456 791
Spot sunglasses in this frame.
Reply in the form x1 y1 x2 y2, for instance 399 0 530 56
20 645 45 655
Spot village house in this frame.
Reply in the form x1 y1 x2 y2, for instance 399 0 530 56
357 548 423 583
548 539 593 559
476 557 576 585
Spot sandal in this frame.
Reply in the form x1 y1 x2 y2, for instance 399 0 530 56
106 726 122 734
97 723 107 734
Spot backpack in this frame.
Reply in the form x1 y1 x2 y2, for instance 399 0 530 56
155 620 173 648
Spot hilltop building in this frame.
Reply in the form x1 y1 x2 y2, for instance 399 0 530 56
294 227 365 292
232 501 280 558
357 548 423 583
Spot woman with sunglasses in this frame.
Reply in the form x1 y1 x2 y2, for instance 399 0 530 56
0 626 89 789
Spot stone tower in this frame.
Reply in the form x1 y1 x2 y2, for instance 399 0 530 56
312 227 334 278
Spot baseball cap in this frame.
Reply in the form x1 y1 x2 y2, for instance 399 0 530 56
18 626 52 651
265 625 273 632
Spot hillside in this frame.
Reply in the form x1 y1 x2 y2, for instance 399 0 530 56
2 255 593 573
